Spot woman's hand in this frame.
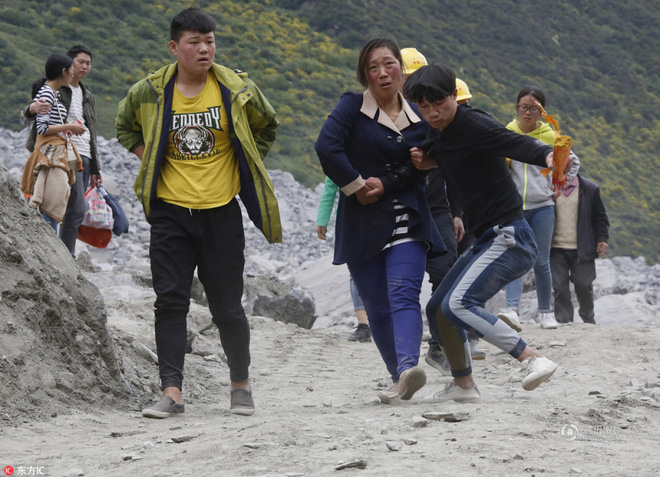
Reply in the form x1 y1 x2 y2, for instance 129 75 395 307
66 122 87 136
317 225 327 240
355 183 379 205
365 177 385 200
410 147 437 170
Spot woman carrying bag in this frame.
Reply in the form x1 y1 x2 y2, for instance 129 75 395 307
21 53 84 229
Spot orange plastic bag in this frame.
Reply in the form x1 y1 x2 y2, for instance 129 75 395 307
77 224 112 248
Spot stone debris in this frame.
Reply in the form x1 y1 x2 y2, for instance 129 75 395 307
412 417 429 428
386 441 401 451
335 459 367 470
422 412 470 422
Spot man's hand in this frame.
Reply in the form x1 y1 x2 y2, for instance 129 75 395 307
355 183 378 205
364 177 384 200
90 174 102 188
597 242 608 257
453 216 465 243
410 147 437 170
30 98 51 116
317 225 327 240
545 150 573 174
133 145 145 160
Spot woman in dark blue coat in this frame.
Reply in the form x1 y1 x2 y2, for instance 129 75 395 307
315 37 445 403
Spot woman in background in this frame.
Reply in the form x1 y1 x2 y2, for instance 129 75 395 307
497 86 579 331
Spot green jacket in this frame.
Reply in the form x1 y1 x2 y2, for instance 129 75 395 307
116 62 282 243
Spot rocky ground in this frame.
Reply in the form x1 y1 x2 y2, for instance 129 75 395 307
1 128 660 476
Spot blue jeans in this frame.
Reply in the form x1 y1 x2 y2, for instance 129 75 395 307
60 155 91 256
426 219 536 378
505 205 554 313
349 275 364 311
41 212 58 231
348 241 427 381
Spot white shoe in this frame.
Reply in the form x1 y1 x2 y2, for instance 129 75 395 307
521 356 558 391
537 312 559 329
398 366 427 400
497 308 522 332
378 384 400 404
420 381 482 403
469 339 486 360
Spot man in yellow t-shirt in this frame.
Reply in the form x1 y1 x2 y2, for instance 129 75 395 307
116 8 280 419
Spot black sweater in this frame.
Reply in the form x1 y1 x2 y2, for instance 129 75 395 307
423 105 552 238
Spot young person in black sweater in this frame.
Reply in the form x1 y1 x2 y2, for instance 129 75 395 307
403 64 563 402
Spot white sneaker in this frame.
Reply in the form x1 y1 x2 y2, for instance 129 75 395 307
537 312 559 329
378 384 400 404
521 356 558 391
497 308 522 332
398 366 427 400
419 381 482 403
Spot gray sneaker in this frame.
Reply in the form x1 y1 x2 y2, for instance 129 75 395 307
420 381 482 403
142 396 185 419
425 346 452 376
347 323 372 342
230 389 255 416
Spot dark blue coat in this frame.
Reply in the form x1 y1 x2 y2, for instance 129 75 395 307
315 92 445 264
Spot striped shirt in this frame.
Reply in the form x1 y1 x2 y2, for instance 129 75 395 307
34 85 68 136
66 84 91 156
382 199 415 250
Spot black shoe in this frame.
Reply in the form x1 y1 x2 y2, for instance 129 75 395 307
347 323 371 342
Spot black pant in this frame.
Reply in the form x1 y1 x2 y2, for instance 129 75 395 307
550 248 596 323
149 199 250 390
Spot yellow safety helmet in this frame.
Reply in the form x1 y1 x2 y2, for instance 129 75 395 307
456 78 472 102
401 48 428 75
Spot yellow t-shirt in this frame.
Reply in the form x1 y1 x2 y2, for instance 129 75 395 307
157 72 240 208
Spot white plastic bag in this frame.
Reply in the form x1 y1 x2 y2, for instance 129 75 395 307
82 186 114 230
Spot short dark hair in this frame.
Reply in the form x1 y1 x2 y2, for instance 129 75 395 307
170 8 216 42
67 44 93 61
403 64 456 104
356 36 403 88
516 86 546 108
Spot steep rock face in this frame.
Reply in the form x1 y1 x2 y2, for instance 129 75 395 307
0 162 128 419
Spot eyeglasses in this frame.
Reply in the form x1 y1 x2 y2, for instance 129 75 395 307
517 105 540 114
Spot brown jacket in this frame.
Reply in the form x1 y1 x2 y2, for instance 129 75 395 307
21 134 82 222
21 134 82 194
